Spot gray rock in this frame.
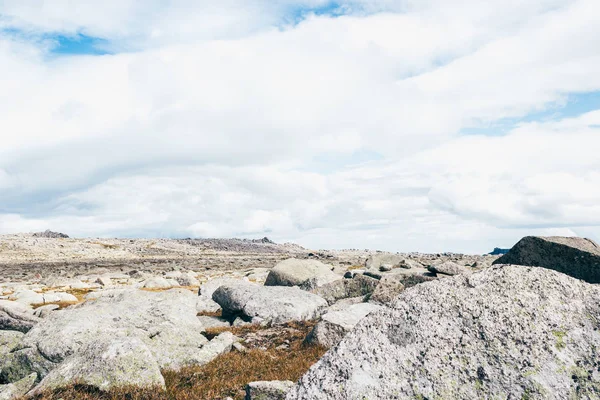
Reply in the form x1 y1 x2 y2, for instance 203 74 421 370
17 288 214 381
310 275 379 305
287 265 600 400
29 335 165 393
176 273 200 287
246 380 294 400
141 277 173 289
364 253 405 270
41 292 78 303
0 301 40 333
305 303 382 348
343 270 365 279
0 347 54 383
0 331 24 357
9 290 44 306
428 260 472 276
196 296 221 314
95 276 112 287
197 315 231 329
213 282 328 325
0 373 37 400
32 304 60 319
196 277 249 314
366 275 405 305
265 259 340 288
493 236 600 283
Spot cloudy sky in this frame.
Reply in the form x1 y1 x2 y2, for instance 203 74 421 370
0 0 599 253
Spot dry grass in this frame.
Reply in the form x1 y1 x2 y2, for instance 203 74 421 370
27 321 325 400
346 264 365 271
66 288 96 302
90 242 119 250
31 301 78 310
197 310 223 317
31 288 95 310
140 286 199 293
203 323 263 341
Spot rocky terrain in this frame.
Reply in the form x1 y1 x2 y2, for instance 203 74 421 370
1 233 599 399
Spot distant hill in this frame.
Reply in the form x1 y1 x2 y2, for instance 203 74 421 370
489 247 510 255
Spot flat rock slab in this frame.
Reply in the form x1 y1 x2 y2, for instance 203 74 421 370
493 236 600 283
213 282 328 325
287 265 600 399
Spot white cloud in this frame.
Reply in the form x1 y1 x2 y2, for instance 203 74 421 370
0 0 599 252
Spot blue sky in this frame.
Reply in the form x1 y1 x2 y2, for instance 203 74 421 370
0 0 599 253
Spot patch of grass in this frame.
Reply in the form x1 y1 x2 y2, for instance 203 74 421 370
90 242 119 250
27 321 325 400
197 310 223 317
347 265 364 271
66 288 95 302
31 301 78 310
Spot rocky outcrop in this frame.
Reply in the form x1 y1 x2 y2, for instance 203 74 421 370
246 380 294 400
0 301 40 333
305 303 382 348
213 282 328 325
32 230 69 239
265 259 340 288
287 265 600 399
493 236 600 283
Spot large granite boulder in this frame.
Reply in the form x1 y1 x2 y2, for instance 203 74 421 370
1 288 235 388
30 335 166 393
287 265 600 399
493 236 600 283
305 303 382 349
196 277 248 314
213 282 328 325
0 301 40 333
265 259 340 288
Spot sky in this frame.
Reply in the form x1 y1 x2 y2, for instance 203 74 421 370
0 0 599 254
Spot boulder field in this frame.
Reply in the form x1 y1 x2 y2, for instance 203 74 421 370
2 236 600 399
